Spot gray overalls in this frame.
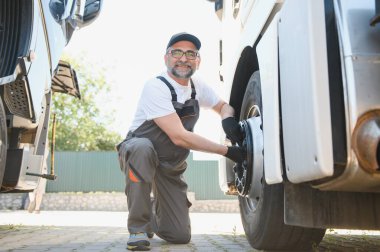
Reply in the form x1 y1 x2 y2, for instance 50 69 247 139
117 76 199 244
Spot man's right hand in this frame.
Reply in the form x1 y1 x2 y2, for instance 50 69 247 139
222 117 244 145
224 146 245 163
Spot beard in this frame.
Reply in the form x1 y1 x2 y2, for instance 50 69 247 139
170 63 195 79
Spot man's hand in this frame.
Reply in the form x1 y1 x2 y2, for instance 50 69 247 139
224 146 245 163
222 117 244 145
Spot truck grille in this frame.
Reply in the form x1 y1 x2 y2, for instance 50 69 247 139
0 0 32 81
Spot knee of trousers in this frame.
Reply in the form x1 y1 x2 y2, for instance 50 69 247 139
172 231 191 244
122 138 158 182
158 228 191 244
130 138 156 158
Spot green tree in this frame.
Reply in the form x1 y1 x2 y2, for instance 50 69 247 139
49 55 121 151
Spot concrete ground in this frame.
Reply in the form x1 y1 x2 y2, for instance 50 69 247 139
0 210 252 252
1 210 380 251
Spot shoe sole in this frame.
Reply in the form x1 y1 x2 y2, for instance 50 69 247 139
127 244 151 251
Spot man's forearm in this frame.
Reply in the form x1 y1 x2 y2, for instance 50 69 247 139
173 130 228 155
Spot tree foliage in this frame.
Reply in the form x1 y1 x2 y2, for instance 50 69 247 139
49 55 122 151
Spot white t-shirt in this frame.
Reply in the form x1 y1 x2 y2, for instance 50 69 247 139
129 71 221 132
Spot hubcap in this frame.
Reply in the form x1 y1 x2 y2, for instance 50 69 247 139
234 106 264 202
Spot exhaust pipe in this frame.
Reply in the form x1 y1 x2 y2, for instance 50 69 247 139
352 110 380 173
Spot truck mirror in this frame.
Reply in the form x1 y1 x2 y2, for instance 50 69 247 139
76 0 103 28
205 0 223 21
51 61 81 99
215 0 223 21
49 0 75 23
370 0 380 26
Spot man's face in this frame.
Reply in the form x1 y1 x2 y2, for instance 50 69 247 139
165 41 200 79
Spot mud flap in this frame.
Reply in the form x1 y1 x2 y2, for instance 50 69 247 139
284 181 380 229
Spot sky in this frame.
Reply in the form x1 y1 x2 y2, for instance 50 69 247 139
64 0 223 159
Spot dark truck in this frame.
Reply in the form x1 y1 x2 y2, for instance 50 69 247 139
0 0 102 192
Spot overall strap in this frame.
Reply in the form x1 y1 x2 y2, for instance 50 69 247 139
190 79 196 99
156 76 177 102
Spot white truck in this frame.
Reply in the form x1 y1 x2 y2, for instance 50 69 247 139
208 0 380 250
0 0 102 193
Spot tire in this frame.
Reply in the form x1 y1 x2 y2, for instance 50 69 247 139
0 97 7 188
238 71 325 250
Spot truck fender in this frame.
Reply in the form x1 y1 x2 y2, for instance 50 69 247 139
256 13 283 184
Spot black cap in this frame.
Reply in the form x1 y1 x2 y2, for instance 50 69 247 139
166 32 201 50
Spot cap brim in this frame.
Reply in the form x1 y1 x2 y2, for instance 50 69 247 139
167 33 201 50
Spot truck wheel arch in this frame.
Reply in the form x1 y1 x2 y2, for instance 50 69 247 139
229 45 259 120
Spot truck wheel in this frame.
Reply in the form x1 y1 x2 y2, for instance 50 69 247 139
0 97 7 187
238 71 325 250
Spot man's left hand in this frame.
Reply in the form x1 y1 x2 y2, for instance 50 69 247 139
224 146 246 163
222 117 244 145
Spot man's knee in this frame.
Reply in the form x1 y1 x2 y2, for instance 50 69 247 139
131 138 156 158
157 228 191 244
171 231 191 244
121 138 158 183
120 138 157 165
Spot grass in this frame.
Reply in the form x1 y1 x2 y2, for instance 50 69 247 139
0 224 23 231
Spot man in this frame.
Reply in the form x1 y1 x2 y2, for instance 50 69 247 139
117 32 244 251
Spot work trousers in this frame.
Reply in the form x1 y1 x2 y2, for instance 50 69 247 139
118 137 191 244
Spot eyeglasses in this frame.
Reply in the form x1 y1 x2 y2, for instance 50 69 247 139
168 49 199 60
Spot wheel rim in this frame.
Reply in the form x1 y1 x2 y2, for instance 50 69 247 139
237 104 264 211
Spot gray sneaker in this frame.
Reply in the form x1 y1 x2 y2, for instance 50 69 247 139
127 233 150 251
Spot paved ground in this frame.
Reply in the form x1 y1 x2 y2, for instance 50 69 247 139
0 210 380 251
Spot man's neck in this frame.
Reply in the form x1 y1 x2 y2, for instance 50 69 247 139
167 72 189 86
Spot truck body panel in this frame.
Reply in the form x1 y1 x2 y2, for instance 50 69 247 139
220 0 277 102
279 0 334 182
256 13 283 184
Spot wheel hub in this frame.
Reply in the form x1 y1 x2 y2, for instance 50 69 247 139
234 116 264 198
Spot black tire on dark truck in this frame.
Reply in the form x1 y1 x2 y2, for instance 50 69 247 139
238 71 326 250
